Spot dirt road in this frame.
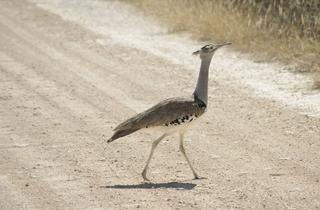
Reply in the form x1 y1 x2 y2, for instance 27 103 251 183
0 0 319 209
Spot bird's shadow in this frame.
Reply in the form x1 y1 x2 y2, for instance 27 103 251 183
100 181 196 190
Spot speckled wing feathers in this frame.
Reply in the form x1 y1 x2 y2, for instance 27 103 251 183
114 97 205 131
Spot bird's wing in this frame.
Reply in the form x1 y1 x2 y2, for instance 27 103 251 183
114 97 205 131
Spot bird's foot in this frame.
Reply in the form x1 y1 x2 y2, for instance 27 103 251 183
142 169 150 182
193 175 206 180
192 172 200 180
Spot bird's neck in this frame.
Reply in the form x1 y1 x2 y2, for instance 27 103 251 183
193 56 213 106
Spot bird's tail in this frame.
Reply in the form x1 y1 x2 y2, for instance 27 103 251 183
107 128 140 143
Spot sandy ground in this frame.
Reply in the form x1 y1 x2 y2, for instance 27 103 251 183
0 0 320 209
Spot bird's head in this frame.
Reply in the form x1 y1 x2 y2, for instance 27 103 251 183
193 42 231 59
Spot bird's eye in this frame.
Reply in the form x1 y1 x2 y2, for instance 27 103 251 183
201 45 214 52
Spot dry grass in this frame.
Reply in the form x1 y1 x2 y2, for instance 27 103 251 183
121 0 320 87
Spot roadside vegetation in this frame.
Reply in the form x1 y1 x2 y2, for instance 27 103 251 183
122 0 320 88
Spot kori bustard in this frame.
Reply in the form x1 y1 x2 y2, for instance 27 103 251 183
108 43 231 181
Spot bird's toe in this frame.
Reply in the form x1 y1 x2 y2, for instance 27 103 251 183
193 175 206 180
142 170 150 182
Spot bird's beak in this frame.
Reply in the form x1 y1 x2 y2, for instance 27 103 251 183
192 50 200 55
216 42 232 49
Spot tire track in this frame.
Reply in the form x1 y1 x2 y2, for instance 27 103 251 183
0 6 173 208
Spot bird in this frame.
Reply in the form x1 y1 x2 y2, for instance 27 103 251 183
107 43 231 181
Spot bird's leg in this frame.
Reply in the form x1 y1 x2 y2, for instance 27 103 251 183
179 133 199 179
142 134 167 181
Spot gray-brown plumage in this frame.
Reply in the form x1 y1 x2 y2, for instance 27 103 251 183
107 43 231 181
107 97 205 143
